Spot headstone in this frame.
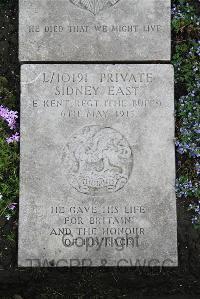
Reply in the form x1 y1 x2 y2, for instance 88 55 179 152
18 64 177 267
19 0 171 61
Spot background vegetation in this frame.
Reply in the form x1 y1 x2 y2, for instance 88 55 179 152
0 0 199 297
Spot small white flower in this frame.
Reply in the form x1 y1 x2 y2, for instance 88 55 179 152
5 215 11 220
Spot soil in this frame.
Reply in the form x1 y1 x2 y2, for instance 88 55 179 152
0 0 200 298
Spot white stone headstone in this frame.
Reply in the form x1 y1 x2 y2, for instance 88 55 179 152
18 64 177 267
19 0 171 61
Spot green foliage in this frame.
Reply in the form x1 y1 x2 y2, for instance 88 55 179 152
0 77 19 221
0 136 19 214
0 76 16 109
172 40 200 90
172 0 199 33
172 0 200 225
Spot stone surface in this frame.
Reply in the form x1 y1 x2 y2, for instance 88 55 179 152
19 0 171 61
19 64 177 267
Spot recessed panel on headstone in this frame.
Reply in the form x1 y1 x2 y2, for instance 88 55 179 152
19 64 177 267
19 0 171 61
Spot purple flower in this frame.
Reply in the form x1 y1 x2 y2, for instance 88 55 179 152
8 203 17 211
6 132 20 144
0 105 19 143
175 140 200 158
0 105 18 130
176 178 199 198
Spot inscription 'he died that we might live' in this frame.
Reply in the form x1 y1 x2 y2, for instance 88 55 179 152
28 24 162 33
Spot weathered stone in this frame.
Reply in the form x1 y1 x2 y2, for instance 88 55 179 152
19 0 171 61
18 64 177 267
